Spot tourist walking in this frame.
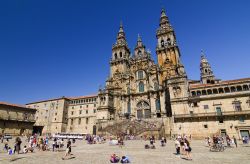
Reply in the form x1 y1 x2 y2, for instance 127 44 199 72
175 138 181 155
62 139 72 160
233 136 237 148
183 140 192 160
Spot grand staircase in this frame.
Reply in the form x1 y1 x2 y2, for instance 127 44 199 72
100 119 164 136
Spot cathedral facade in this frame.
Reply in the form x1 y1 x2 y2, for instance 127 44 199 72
95 9 250 139
25 9 250 139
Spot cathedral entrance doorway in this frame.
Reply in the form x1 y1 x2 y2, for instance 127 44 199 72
136 101 151 119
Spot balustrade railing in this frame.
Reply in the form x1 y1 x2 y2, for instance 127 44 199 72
174 110 250 118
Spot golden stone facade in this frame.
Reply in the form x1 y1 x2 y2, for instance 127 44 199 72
23 9 250 139
0 102 36 136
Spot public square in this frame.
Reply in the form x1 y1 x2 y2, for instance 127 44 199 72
0 138 250 164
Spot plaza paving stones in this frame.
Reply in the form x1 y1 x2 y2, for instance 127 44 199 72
0 139 250 164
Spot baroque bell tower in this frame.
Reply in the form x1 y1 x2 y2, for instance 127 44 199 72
110 22 130 78
200 51 216 84
156 9 189 118
156 9 186 85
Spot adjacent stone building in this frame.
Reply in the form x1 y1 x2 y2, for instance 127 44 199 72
26 95 98 135
0 102 36 136
25 8 250 139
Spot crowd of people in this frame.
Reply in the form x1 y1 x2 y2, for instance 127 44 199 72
1 132 249 162
0 134 74 160
205 134 243 148
85 135 106 144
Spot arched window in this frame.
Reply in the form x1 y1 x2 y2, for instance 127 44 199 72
243 85 249 91
137 70 144 79
225 87 230 93
207 80 211 84
127 101 131 114
155 99 160 111
202 90 207 95
114 53 117 59
139 82 144 92
231 86 236 92
218 88 224 93
191 91 196 96
236 86 242 91
207 89 212 95
161 40 164 48
197 91 201 96
167 38 171 46
120 52 123 58
213 89 218 94
205 69 208 73
138 50 142 56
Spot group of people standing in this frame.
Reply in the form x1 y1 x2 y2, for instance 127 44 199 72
174 135 192 160
206 135 239 148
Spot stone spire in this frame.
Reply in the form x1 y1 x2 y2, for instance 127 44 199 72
136 34 143 48
111 22 130 61
134 34 146 58
200 50 215 84
116 21 127 45
159 8 171 29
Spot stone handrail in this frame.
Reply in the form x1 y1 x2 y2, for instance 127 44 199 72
174 110 250 118
0 115 35 122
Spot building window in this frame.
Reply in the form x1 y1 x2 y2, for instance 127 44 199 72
71 119 73 125
233 101 242 111
204 105 209 110
94 104 96 107
86 110 88 114
71 111 74 115
216 107 222 116
193 102 198 107
204 124 208 128
86 105 88 108
127 86 130 94
138 50 142 56
54 118 56 121
218 117 224 123
80 106 82 108
86 118 89 124
78 118 81 124
72 107 74 109
239 116 245 123
79 110 82 114
127 101 131 114
155 99 160 111
161 40 164 47
55 112 57 116
139 81 144 92
93 109 96 113
137 71 144 79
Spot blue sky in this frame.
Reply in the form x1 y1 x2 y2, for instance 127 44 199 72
0 0 249 104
